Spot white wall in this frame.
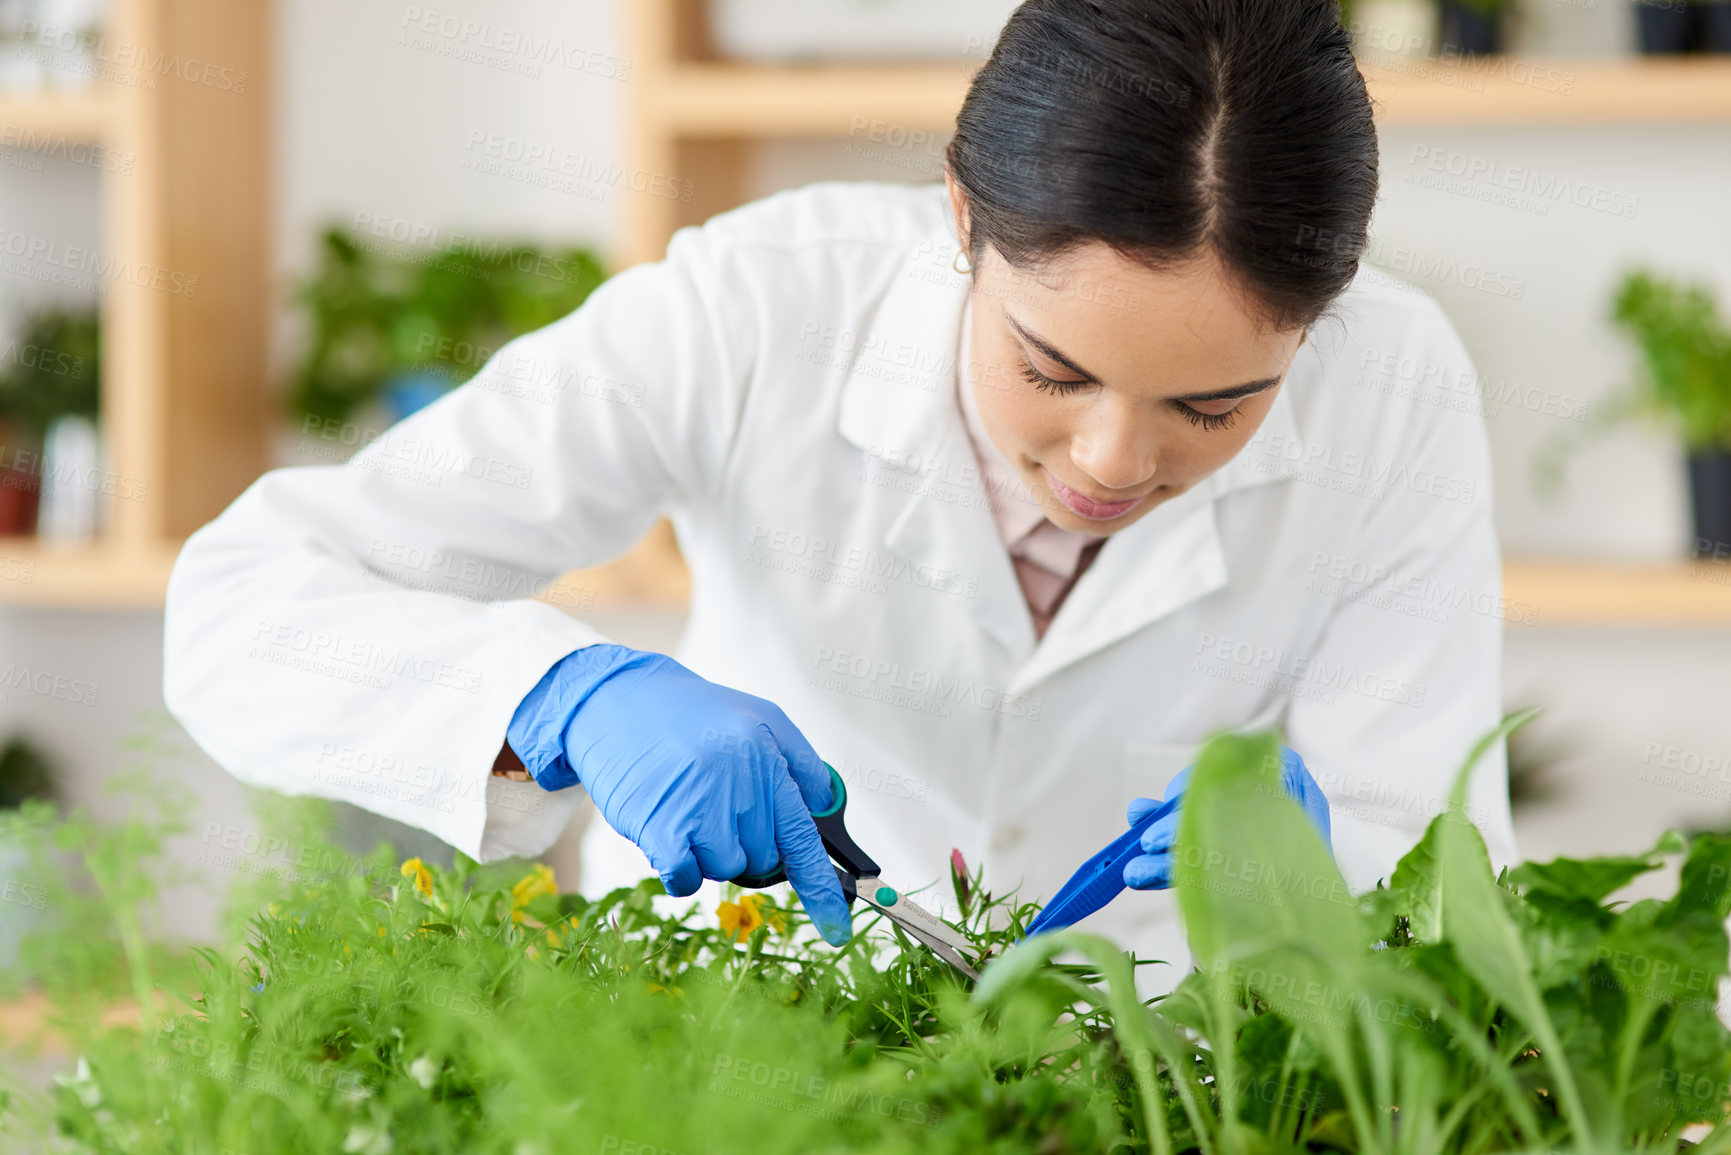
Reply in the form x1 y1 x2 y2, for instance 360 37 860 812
1 0 1728 943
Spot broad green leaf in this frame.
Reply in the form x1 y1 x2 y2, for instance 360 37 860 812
1175 733 1366 972
1388 815 1448 943
1389 708 1543 947
1662 833 1731 923
1434 716 1596 1147
1175 732 1382 1150
970 932 1068 1009
1508 830 1685 904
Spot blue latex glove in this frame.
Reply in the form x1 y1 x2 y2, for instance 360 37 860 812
506 645 853 945
1123 745 1333 890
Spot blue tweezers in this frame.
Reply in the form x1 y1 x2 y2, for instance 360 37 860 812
1023 795 1181 938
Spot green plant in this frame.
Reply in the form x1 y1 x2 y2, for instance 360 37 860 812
0 307 100 446
1148 719 1731 1153
0 735 55 810
1538 269 1731 496
1611 270 1731 452
4 721 1729 1153
289 228 607 425
1450 0 1511 16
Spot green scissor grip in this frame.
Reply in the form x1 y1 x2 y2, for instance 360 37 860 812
732 762 878 896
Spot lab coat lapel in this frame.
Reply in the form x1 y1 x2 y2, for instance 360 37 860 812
835 231 1037 664
1008 385 1304 695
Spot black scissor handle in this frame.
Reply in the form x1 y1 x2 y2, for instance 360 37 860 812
733 764 879 897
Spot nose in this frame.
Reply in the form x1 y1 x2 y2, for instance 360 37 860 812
1069 401 1157 492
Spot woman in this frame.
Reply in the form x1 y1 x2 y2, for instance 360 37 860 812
164 0 1515 983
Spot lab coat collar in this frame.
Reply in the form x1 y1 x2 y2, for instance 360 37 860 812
836 230 1036 661
835 227 1303 689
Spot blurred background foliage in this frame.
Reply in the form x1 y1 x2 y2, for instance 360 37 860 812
289 229 607 425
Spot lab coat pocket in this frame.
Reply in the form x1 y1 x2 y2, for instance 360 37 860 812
1121 740 1200 810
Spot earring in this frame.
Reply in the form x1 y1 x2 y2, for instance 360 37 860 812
952 249 973 275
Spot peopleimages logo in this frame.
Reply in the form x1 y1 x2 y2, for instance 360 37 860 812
747 525 979 599
1191 632 1427 709
807 647 1044 720
1247 429 1479 506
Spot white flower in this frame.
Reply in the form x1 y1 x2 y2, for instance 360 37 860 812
343 1123 393 1154
408 1055 437 1090
54 1055 102 1109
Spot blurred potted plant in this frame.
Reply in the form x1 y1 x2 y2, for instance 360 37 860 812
1613 271 1731 555
1635 0 1698 52
291 229 606 429
1634 0 1731 52
1437 0 1509 54
0 307 99 538
1345 0 1436 63
0 735 56 972
1703 1 1731 49
1543 270 1731 556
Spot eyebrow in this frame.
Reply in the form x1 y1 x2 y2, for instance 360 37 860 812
1004 312 1285 404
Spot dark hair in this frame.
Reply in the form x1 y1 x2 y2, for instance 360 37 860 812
946 0 1377 332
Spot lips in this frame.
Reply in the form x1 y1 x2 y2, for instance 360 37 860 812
1045 473 1145 521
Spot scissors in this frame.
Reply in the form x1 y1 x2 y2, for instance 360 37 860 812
734 763 982 981
1022 795 1182 938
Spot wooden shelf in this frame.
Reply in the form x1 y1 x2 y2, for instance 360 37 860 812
1360 56 1731 125
648 62 975 136
638 57 1731 140
0 89 111 141
542 554 1731 625
622 1 1731 267
0 1 272 612
537 520 693 612
0 528 692 612
1503 559 1731 626
0 537 182 609
4 528 1727 626
542 552 1731 625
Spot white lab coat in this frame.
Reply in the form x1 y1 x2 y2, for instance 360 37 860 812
164 181 1516 988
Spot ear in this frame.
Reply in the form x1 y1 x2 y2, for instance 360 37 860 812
943 166 971 253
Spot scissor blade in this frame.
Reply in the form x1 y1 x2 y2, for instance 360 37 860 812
855 878 982 980
896 920 982 981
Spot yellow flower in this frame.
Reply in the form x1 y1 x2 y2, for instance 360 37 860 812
524 917 575 961
646 981 685 1000
400 858 433 901
510 864 558 924
717 893 784 941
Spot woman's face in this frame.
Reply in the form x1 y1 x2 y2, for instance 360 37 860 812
949 179 1309 536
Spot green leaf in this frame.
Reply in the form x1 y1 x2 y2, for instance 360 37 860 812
1175 733 1366 972
1508 830 1685 904
1663 833 1731 923
1433 719 1596 1146
1174 732 1383 1150
1387 816 1448 943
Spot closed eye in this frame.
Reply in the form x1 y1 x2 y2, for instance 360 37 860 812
1172 402 1242 432
1018 356 1090 396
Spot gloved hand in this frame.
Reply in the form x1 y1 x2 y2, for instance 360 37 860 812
1123 744 1332 890
506 644 853 945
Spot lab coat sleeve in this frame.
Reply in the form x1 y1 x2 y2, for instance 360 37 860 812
1284 297 1517 891
163 221 754 864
